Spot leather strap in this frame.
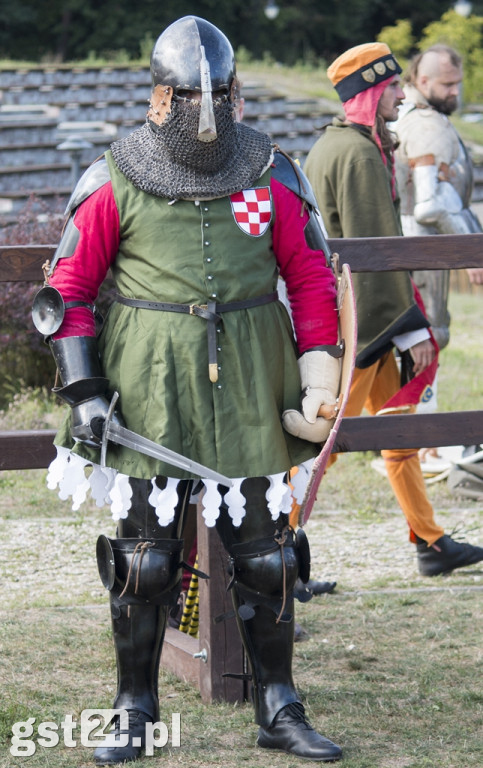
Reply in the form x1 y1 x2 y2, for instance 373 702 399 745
65 300 95 311
409 154 436 168
115 291 279 381
64 300 103 330
307 341 345 358
114 291 278 316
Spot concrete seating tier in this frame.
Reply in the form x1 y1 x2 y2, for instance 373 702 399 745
0 67 337 221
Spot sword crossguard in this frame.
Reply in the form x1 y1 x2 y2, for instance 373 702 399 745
100 391 120 468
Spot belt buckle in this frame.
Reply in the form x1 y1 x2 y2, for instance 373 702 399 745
189 303 208 315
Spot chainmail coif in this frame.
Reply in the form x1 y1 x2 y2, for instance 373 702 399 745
110 100 274 201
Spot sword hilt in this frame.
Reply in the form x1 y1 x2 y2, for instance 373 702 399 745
89 391 120 468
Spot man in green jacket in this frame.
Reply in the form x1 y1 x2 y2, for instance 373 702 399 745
305 42 483 577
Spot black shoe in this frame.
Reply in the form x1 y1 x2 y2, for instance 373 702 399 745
257 701 342 762
294 578 336 602
417 534 483 577
94 709 152 765
168 591 186 629
462 444 483 458
306 579 337 596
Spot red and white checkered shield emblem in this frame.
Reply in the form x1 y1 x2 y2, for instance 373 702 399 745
230 187 272 236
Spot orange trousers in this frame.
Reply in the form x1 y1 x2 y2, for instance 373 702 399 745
326 351 444 545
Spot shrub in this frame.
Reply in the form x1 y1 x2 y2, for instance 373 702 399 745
0 195 64 408
0 194 116 408
377 19 415 70
0 387 64 430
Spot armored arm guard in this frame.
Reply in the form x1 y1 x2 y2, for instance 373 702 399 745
50 336 121 447
412 162 481 235
32 157 112 338
32 157 121 446
396 97 482 236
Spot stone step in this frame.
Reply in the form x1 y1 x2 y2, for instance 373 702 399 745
0 162 86 193
0 66 480 215
0 65 151 88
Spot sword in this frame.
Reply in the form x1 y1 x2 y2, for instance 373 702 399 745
94 392 233 487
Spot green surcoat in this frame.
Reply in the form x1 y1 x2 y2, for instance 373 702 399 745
55 152 317 481
305 120 428 368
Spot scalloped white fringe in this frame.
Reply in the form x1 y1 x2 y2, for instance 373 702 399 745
46 446 312 527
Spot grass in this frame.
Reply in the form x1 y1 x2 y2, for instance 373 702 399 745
239 58 339 104
0 291 482 767
1 593 481 767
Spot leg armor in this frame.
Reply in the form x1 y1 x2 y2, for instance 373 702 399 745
215 477 342 761
215 478 308 727
93 478 192 765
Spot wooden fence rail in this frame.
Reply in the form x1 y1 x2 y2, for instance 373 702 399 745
2 233 483 702
2 234 483 460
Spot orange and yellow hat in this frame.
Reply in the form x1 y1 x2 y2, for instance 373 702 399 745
327 42 402 103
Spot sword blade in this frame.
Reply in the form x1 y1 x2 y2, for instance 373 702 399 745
104 421 233 487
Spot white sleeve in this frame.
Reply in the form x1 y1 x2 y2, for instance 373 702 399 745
392 327 430 352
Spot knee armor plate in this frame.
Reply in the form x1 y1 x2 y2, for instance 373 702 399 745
96 535 184 606
228 526 311 622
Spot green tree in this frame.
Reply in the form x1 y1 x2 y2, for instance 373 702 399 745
0 0 466 66
377 19 415 69
419 8 483 102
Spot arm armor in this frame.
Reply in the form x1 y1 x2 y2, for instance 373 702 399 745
271 150 333 268
413 164 482 235
47 156 112 278
32 158 111 339
50 335 122 447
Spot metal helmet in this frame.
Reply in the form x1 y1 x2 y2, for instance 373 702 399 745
109 15 272 199
150 16 236 95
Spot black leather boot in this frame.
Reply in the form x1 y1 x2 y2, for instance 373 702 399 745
94 599 167 765
417 534 483 576
94 478 191 765
294 577 337 600
234 598 341 761
216 480 342 762
231 581 341 761
94 707 155 766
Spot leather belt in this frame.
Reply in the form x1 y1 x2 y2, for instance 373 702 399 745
115 291 279 383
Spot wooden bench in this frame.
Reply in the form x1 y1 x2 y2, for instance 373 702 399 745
2 233 483 703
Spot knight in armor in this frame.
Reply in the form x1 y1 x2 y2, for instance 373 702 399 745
32 16 343 765
394 44 483 351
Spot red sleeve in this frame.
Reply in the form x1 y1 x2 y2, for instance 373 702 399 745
270 176 338 353
50 182 120 338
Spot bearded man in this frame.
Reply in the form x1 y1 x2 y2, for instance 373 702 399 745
394 44 483 351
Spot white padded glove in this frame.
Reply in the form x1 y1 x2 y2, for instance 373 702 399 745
283 350 340 443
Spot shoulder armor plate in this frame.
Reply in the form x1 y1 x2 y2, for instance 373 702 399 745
272 150 319 210
272 150 332 266
47 157 112 277
64 156 111 216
